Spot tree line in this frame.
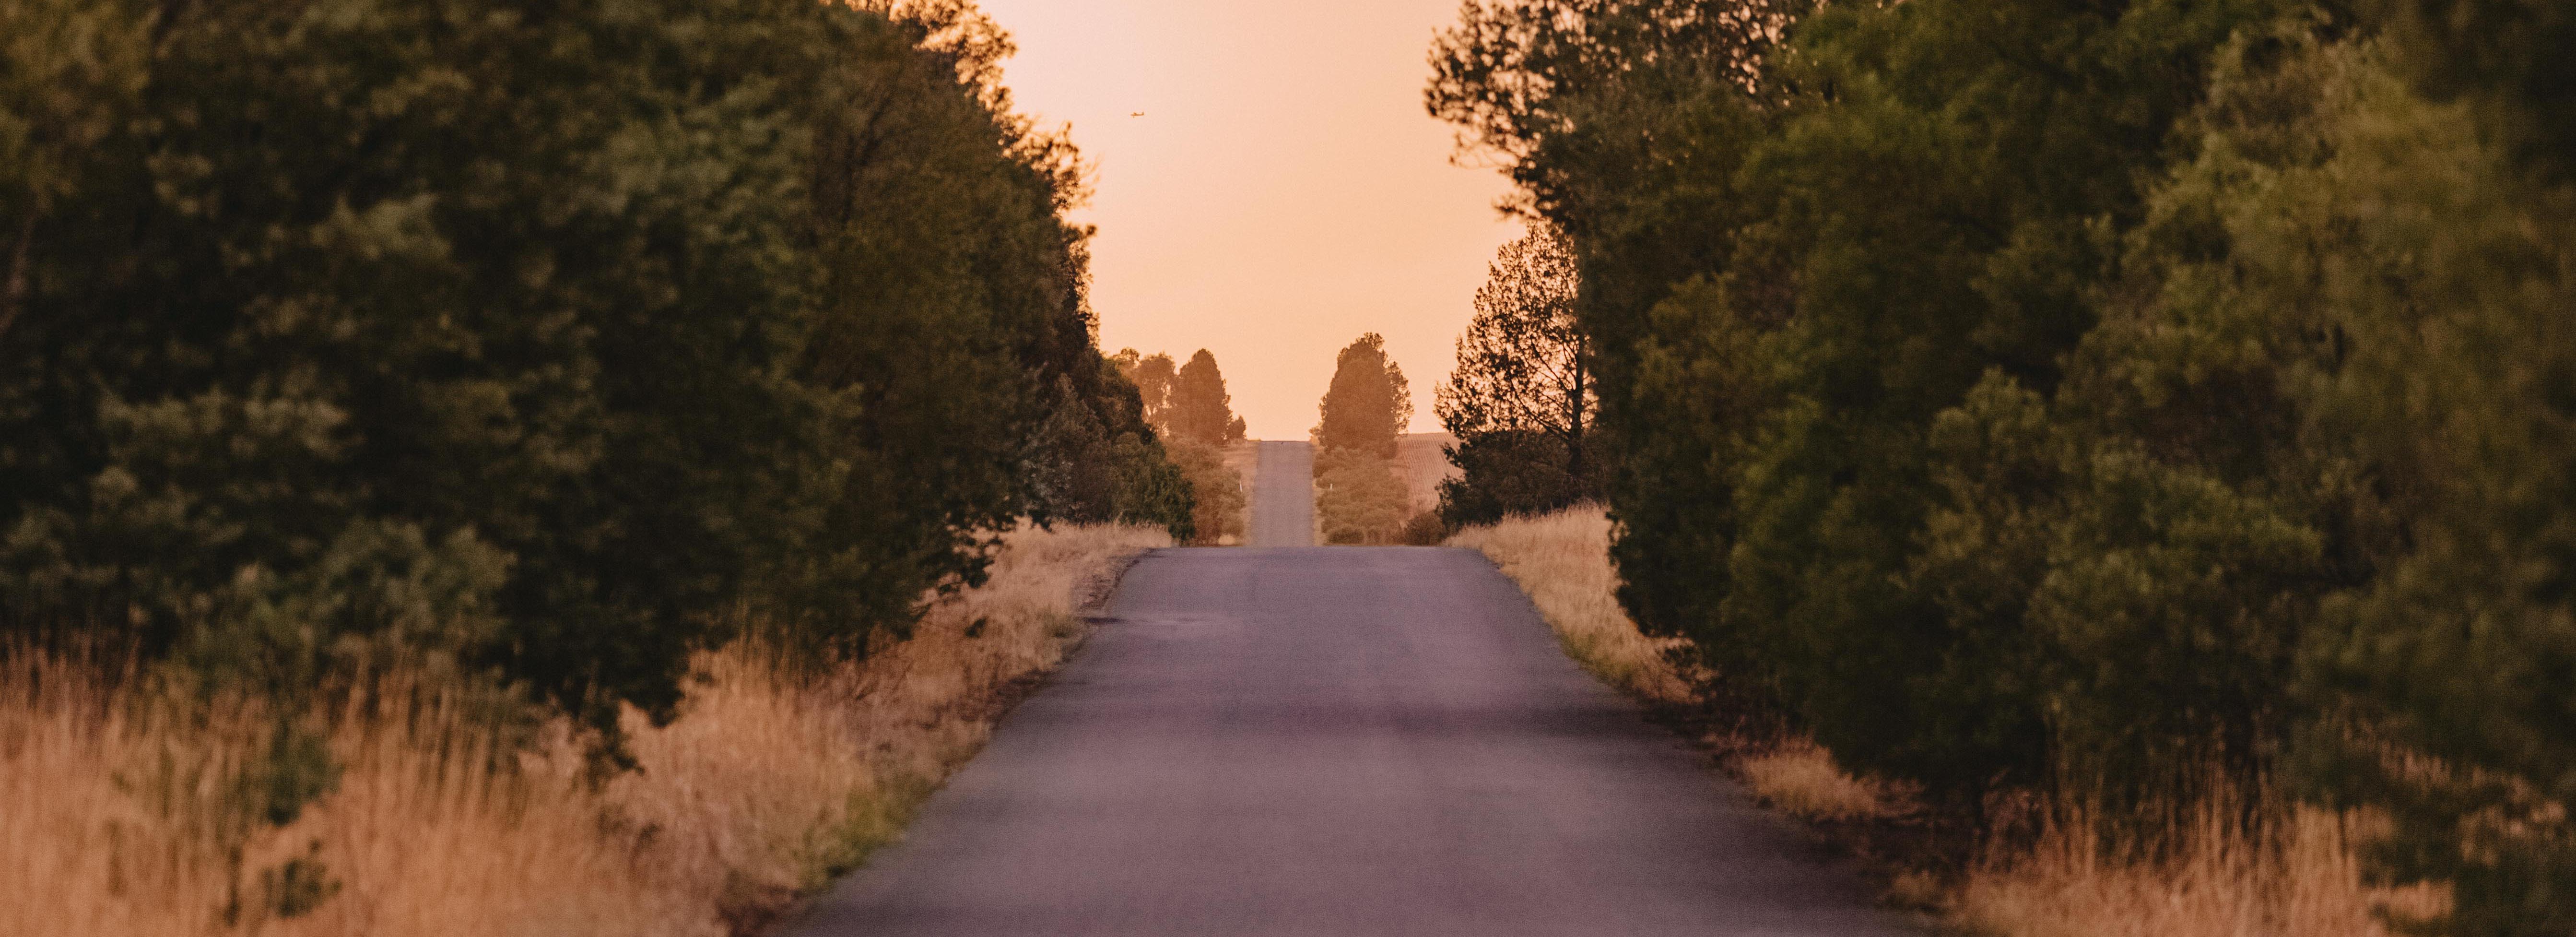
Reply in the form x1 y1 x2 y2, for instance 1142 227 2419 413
1112 347 1249 545
1429 0 2574 931
0 0 1191 750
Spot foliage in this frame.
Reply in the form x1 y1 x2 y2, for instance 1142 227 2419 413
1314 333 1412 458
1436 227 1601 526
1167 349 1247 447
1164 440 1244 546
1313 333 1417 545
0 0 1175 758
1314 448 1412 546
1023 369 1194 543
1113 347 1254 543
1399 510 1450 546
1433 0 2575 929
1109 349 1179 431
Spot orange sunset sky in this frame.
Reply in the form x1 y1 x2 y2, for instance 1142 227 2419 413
976 0 1524 439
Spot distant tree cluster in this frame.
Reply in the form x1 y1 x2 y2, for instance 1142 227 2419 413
0 0 1187 747
1117 348 1249 449
1313 334 1419 545
1435 0 2576 930
1113 347 1247 544
1435 227 1600 528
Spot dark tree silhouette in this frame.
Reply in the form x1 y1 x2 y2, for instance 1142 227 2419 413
1435 227 1596 524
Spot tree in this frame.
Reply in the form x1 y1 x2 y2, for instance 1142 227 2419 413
1315 333 1412 458
1433 0 2576 929
1427 0 1800 218
1164 439 1245 546
1110 348 1178 433
1313 333 1415 544
1112 347 1246 544
1023 368 1193 542
1167 349 1239 447
1436 226 1597 525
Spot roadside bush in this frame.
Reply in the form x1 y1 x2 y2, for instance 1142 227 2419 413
1400 511 1449 546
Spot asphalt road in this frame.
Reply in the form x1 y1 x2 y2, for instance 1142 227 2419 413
1247 440 1315 547
781 546 1917 936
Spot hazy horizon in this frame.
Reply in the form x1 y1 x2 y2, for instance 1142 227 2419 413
977 0 1522 439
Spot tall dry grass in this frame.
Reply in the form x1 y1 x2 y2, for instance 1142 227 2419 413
1451 505 2423 937
1447 507 1692 705
1956 800 2446 937
2 522 1166 937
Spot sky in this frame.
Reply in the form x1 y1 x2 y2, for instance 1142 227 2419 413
975 0 1525 439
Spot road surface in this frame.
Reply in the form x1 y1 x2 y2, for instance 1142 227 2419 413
1247 440 1315 547
781 545 1917 936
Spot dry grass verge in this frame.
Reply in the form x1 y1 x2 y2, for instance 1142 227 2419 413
1447 508 1692 705
1 522 1166 937
1957 801 2446 937
1450 505 2422 937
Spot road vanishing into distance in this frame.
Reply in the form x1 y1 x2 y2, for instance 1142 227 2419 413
1247 440 1317 547
783 441 1914 937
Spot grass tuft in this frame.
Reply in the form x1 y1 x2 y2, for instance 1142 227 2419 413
1736 739 1895 823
